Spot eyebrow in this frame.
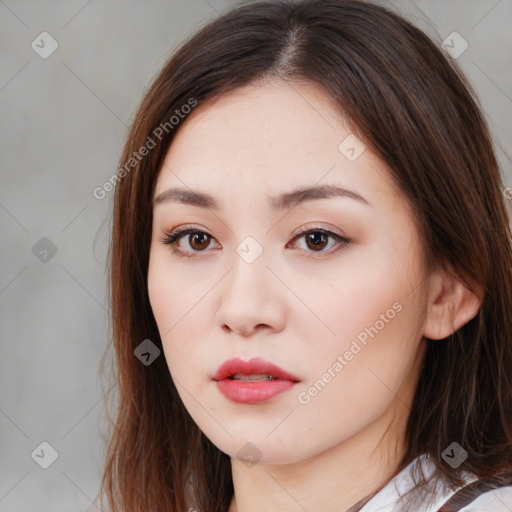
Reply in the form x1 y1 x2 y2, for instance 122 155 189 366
152 184 370 211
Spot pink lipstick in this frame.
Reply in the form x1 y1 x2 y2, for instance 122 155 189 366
212 357 300 404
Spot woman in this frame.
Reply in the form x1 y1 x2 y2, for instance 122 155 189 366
98 1 512 510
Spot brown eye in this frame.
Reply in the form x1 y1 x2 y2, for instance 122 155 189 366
289 227 351 256
188 232 211 251
161 227 218 256
304 231 329 251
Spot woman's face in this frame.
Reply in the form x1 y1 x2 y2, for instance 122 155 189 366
148 79 429 465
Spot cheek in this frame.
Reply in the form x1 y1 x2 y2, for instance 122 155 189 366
294 241 425 398
292 302 424 452
148 250 201 334
300 248 416 346
147 253 212 379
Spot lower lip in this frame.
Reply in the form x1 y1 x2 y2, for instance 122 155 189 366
216 378 297 404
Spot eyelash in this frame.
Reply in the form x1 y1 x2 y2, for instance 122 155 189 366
160 224 351 259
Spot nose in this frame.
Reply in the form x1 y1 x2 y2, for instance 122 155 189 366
215 245 286 337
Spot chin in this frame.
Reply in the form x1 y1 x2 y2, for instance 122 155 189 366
205 432 310 466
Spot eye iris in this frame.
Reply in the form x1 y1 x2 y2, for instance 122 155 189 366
190 233 210 250
306 232 328 251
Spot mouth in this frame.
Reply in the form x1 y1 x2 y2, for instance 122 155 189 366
212 357 301 382
227 373 279 381
212 357 300 404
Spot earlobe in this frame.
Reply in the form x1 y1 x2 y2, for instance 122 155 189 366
423 268 483 341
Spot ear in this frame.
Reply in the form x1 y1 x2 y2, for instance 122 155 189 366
423 267 483 340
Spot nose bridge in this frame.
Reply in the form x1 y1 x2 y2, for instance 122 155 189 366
226 234 270 302
216 233 284 335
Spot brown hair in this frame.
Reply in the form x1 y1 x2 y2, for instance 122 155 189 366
98 0 512 510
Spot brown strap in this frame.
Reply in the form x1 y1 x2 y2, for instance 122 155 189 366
436 469 512 511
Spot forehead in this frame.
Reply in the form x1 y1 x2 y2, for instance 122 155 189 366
154 79 400 206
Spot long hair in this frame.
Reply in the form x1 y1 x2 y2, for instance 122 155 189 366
99 1 512 510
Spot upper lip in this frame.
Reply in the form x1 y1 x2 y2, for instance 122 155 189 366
212 357 300 382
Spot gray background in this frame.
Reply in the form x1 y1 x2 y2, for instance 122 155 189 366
1 1 511 510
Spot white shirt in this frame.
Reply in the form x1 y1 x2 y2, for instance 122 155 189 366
359 453 512 512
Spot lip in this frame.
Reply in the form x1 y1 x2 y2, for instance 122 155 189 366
212 357 300 404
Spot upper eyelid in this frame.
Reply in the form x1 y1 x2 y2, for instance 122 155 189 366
164 224 346 240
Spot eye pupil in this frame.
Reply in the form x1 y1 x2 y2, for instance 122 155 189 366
306 232 328 251
190 233 210 250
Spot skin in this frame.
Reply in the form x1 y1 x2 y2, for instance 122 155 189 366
147 78 481 512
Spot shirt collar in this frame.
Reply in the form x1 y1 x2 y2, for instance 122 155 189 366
359 453 478 512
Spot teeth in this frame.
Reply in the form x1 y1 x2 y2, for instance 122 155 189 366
229 373 278 381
